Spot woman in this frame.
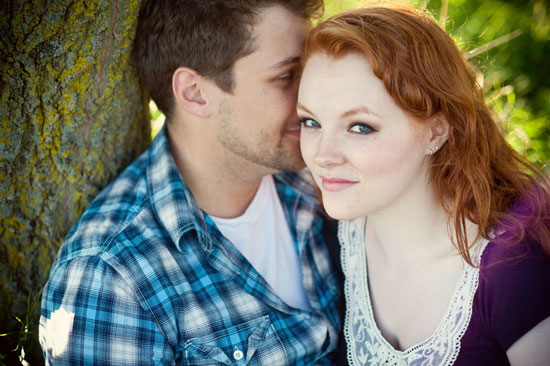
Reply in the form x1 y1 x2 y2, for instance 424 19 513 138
297 7 550 366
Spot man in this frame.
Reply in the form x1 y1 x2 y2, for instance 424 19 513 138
39 0 341 364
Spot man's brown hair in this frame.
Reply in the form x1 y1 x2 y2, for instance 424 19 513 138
133 0 323 118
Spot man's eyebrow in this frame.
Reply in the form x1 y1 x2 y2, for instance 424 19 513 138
270 56 301 68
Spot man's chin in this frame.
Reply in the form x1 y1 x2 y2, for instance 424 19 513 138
281 160 306 173
265 153 305 173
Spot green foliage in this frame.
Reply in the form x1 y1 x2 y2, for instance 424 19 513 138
0 290 42 366
150 100 166 139
443 0 550 169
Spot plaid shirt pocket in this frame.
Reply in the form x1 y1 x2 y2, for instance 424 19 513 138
182 315 286 365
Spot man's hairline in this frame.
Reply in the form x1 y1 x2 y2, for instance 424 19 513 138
199 6 310 92
168 4 310 110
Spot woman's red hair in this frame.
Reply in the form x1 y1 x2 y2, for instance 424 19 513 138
304 6 550 264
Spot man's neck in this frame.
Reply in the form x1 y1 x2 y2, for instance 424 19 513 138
166 121 270 218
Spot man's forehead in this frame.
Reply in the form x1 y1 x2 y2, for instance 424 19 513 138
244 8 307 67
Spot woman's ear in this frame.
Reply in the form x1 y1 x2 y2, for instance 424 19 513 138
172 67 210 118
427 113 450 154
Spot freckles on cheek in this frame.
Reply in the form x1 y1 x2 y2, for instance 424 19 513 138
359 141 417 177
299 135 316 161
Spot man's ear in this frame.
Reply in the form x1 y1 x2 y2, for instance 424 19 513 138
172 67 210 118
427 113 450 153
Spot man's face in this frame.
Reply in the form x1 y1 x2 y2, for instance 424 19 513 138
214 5 308 174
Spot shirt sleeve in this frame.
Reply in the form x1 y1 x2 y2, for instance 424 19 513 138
39 255 174 365
477 239 550 351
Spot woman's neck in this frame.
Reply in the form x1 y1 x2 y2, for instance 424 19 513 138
365 186 458 267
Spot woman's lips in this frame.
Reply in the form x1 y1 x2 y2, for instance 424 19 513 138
320 176 358 192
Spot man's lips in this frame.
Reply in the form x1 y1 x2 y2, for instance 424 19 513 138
286 129 301 137
320 176 358 192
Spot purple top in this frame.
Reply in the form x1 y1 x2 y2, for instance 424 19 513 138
337 187 550 366
456 237 550 365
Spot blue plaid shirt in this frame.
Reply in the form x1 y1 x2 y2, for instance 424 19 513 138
39 127 341 365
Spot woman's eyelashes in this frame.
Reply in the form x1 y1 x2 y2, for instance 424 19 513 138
299 117 376 135
349 122 375 134
300 118 321 128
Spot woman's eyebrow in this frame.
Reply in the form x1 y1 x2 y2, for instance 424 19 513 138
341 106 378 118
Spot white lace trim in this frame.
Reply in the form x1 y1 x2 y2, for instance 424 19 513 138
339 218 488 366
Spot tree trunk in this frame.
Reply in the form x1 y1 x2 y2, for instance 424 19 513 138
0 0 149 363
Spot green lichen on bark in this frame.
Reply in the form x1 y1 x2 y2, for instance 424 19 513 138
0 0 150 351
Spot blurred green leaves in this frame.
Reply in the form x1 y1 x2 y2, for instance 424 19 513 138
443 0 550 169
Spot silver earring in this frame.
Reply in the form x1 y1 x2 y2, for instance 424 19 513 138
428 148 433 156
435 145 439 151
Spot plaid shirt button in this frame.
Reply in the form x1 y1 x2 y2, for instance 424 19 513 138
233 349 244 360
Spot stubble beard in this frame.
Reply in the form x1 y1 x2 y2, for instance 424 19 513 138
217 100 305 173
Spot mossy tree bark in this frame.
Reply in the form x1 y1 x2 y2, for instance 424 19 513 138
0 0 150 363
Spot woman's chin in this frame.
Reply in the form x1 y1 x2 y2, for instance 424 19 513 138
323 205 363 221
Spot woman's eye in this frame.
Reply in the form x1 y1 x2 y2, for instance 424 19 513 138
349 123 374 134
300 118 320 128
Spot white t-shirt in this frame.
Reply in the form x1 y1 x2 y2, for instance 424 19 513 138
210 175 310 310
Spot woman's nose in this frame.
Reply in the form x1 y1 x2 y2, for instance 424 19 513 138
314 134 345 168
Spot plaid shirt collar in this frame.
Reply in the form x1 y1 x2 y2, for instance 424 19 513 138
146 126 209 252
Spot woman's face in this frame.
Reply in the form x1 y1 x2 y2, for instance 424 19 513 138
298 53 433 220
